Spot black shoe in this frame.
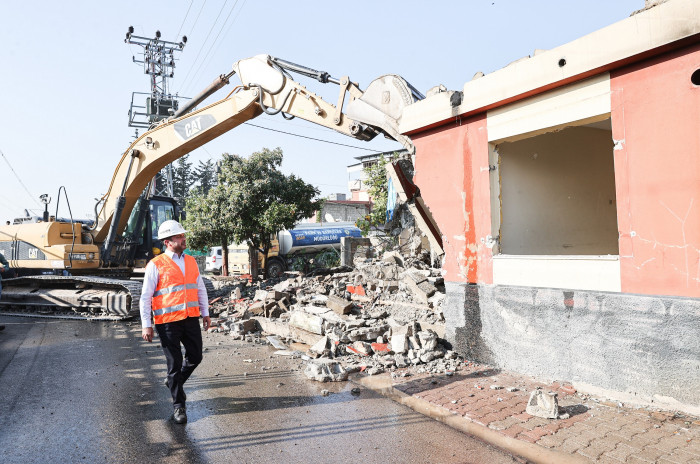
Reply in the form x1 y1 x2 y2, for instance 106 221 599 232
0 325 5 331
173 407 187 424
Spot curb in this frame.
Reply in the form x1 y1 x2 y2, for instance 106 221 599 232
350 373 588 464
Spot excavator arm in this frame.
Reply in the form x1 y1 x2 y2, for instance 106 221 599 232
95 54 422 251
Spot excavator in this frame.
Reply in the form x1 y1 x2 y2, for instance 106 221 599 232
0 54 422 319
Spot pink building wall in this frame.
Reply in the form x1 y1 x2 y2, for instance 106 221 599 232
413 44 700 299
413 115 492 285
611 43 700 298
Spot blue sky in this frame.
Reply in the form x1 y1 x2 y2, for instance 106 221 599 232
0 0 642 222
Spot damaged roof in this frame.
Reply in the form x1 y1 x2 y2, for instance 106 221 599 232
400 0 700 134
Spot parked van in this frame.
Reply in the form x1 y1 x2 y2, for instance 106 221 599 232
205 246 223 273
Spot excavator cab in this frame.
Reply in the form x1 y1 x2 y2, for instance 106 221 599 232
122 195 182 268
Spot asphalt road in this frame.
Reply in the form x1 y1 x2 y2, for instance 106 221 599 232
0 315 518 464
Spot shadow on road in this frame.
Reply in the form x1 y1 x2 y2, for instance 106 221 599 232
189 412 430 452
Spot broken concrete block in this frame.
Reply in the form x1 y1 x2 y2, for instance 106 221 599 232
265 290 289 302
526 390 559 419
266 305 282 319
309 335 331 356
347 341 373 356
419 351 438 363
253 289 269 301
289 311 324 335
304 359 348 382
233 287 242 300
391 334 408 354
326 295 353 315
382 251 404 267
230 319 258 335
346 325 388 342
403 274 437 304
248 300 265 316
394 354 410 368
417 330 438 351
266 335 287 350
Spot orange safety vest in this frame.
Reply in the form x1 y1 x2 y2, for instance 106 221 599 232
151 253 201 325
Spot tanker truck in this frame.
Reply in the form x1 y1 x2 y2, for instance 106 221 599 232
227 223 362 278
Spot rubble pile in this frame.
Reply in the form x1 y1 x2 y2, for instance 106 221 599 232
205 236 462 381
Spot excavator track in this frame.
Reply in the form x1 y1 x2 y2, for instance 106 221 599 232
0 276 142 320
0 275 217 321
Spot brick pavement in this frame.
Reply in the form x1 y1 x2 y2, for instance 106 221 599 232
389 361 700 463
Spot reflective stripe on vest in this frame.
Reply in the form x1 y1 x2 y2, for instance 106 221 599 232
153 283 199 297
153 300 200 317
151 253 201 325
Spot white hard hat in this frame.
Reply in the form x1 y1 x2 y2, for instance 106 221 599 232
157 220 187 240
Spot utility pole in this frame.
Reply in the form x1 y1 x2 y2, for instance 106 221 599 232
124 26 188 197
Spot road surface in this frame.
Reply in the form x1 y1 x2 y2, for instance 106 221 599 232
0 315 518 463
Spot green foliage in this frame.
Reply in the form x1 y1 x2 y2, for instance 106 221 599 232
172 155 194 205
182 185 233 253
192 159 217 196
185 147 320 277
355 153 397 235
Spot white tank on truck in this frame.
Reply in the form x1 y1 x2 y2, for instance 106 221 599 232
277 223 362 255
260 222 361 277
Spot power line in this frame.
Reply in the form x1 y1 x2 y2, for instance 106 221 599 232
0 148 41 207
244 123 377 152
187 0 208 38
176 0 194 39
178 0 231 95
207 0 247 68
181 0 243 96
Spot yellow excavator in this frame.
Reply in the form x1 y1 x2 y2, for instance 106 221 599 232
0 54 422 319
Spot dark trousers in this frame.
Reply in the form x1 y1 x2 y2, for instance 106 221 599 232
155 317 203 409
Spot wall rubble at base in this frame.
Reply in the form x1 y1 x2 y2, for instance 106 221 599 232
444 281 700 409
340 236 372 267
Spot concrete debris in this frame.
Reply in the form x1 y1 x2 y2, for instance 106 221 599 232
204 222 454 384
526 389 560 419
304 359 348 382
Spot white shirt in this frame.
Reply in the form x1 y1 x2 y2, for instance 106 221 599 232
140 250 209 328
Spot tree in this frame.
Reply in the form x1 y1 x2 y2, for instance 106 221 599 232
356 153 397 235
183 148 321 279
192 159 216 196
218 147 320 278
172 155 194 205
183 182 236 276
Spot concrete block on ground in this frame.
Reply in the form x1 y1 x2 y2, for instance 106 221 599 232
326 295 353 315
347 341 373 356
304 359 348 382
404 274 437 305
248 300 265 316
526 390 559 419
253 289 269 301
391 334 408 354
309 335 331 356
417 330 438 350
347 325 388 342
289 311 324 335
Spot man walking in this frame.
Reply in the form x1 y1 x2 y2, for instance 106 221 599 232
140 220 211 424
